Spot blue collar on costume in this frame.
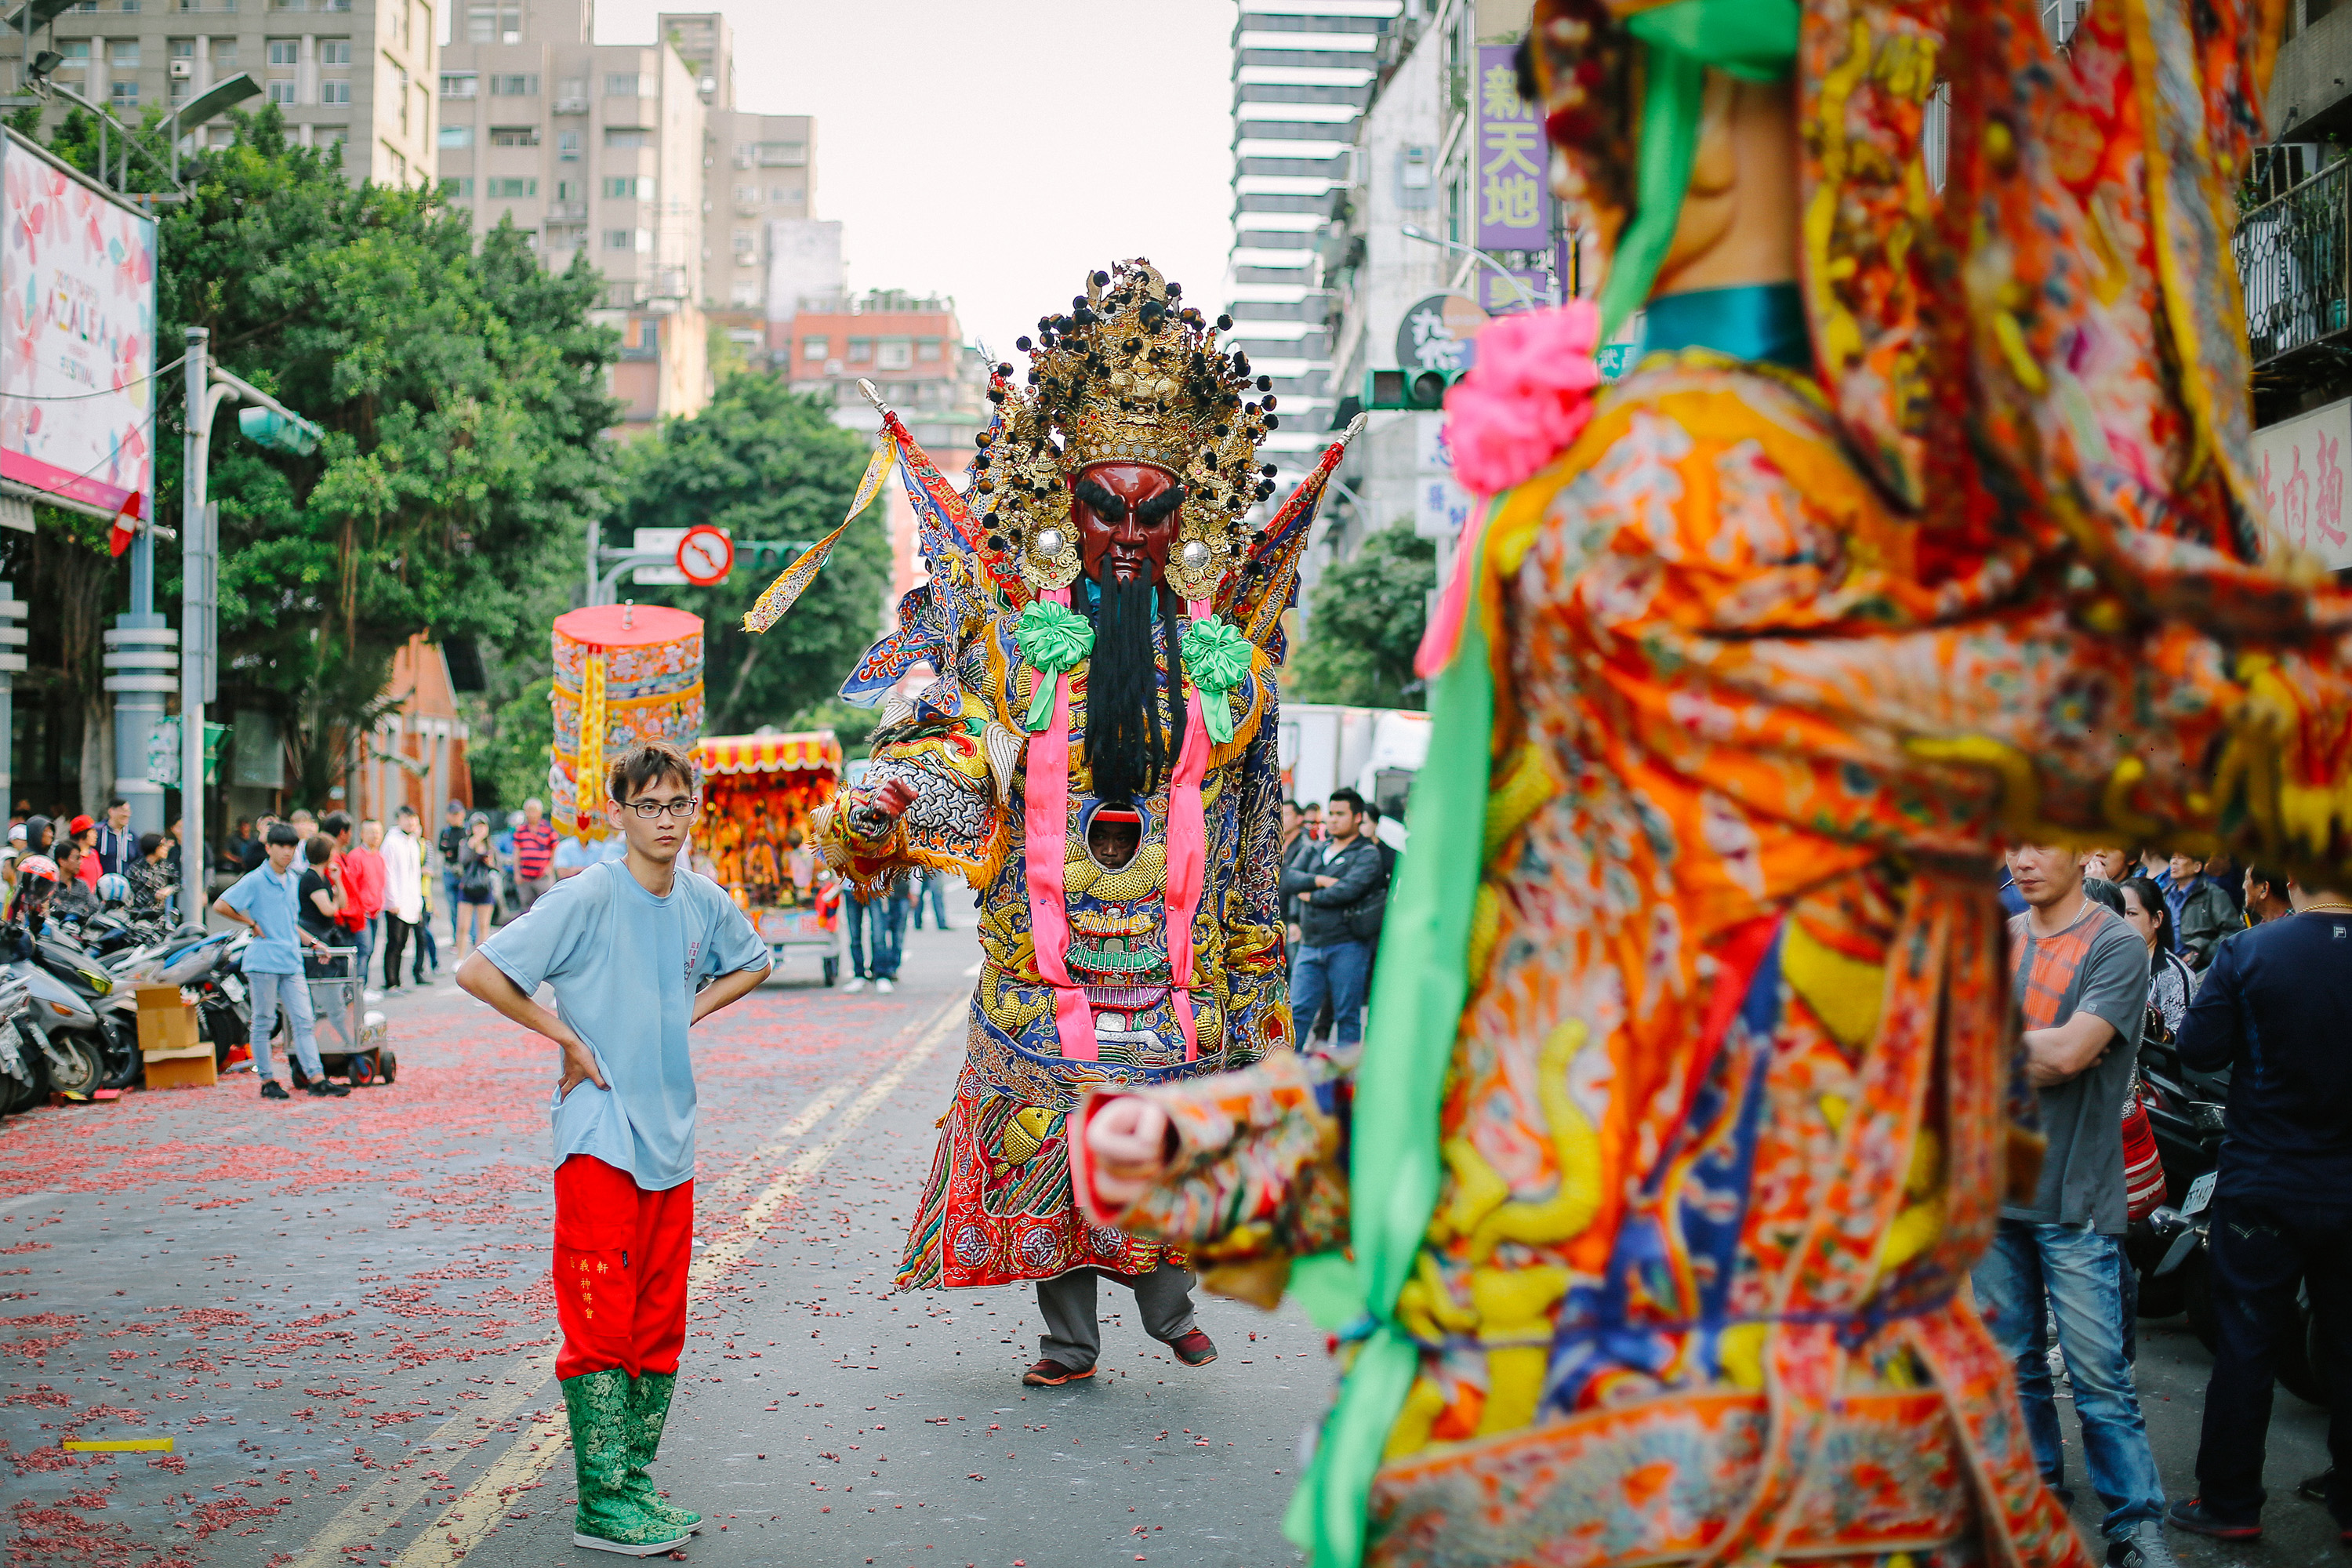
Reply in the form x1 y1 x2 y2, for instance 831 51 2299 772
1639 282 1813 372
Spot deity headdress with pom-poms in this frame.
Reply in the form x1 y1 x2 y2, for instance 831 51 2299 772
974 259 1284 602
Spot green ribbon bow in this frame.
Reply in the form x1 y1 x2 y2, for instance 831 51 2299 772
1178 616 1250 745
1015 599 1094 732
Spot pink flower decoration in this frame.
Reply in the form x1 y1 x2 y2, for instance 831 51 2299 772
1442 300 1604 498
1414 302 1605 677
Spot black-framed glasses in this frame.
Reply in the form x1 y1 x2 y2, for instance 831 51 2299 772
622 796 699 819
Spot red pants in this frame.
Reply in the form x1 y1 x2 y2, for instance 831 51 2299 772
553 1155 693 1381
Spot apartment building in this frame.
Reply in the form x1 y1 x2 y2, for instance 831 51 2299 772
436 0 710 430
20 0 436 186
652 13 815 316
2235 0 2352 576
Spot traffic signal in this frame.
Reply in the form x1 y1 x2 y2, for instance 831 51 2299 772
237 406 325 457
1363 366 1465 412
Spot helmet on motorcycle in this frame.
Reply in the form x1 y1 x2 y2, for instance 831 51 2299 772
95 872 131 907
13 855 58 907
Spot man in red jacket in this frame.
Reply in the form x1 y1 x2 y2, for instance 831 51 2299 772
349 820 390 999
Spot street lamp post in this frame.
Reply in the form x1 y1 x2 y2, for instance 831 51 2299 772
1400 225 1548 311
177 328 322 924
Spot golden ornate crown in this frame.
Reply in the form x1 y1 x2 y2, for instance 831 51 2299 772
971 259 1279 601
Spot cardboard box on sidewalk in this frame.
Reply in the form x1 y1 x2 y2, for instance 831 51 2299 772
135 984 212 1087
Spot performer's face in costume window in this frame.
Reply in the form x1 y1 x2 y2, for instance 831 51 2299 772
1072 463 1181 590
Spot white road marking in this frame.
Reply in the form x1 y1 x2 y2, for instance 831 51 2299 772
368 996 963 1568
961 959 982 976
284 996 955 1568
0 1191 60 1215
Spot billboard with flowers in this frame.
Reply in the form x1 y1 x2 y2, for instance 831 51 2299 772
0 129 156 523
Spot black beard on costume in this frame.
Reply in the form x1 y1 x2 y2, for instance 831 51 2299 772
1085 568 1185 806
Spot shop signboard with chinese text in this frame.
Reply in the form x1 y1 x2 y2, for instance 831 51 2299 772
2249 398 2352 572
1394 293 1488 376
1475 44 1552 255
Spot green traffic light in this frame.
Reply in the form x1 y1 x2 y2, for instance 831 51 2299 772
236 405 324 457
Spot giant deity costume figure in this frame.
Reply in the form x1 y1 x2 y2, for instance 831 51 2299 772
743 260 1359 1378
1073 2 2352 1568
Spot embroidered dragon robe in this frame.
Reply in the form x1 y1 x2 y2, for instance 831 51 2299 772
819 604 1292 1291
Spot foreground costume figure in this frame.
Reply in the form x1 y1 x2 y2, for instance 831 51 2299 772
752 260 1353 1382
1075 2 2352 1567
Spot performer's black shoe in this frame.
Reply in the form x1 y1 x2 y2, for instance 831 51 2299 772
1020 1358 1094 1387
260 1080 290 1101
307 1080 350 1098
1161 1329 1218 1367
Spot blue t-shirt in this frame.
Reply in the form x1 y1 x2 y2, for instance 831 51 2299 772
220 862 307 974
477 859 769 1190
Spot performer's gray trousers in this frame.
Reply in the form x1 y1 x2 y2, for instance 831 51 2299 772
1035 1262 1198 1371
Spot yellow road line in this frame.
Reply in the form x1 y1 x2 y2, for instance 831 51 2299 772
283 1002 951 1568
385 998 962 1568
64 1437 172 1451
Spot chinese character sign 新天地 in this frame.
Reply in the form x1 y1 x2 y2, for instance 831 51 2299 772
1475 45 1551 255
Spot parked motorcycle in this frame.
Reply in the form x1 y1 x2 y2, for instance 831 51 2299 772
0 972 45 1116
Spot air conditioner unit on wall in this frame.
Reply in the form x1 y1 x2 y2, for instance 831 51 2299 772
170 58 192 78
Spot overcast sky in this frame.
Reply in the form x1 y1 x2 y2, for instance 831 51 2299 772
594 0 1242 359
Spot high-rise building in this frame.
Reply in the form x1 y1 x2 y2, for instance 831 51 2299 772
13 0 438 187
1226 0 1399 477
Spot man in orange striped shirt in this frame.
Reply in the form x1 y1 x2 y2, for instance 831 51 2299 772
1973 845 2170 1568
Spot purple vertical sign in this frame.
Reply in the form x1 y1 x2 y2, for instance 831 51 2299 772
1474 42 1551 256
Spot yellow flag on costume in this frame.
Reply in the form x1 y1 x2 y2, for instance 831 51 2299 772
739 434 898 634
574 650 607 835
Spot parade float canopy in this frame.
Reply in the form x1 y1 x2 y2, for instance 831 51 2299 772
691 728 841 883
550 602 704 838
695 731 843 777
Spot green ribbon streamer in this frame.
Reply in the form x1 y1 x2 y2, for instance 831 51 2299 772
1284 583 1494 1568
1179 617 1250 746
1014 600 1093 733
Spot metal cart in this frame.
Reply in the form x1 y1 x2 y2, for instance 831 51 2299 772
292 943 395 1086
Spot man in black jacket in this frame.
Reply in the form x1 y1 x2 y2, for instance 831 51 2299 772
2165 879 2352 1544
1278 787 1385 1051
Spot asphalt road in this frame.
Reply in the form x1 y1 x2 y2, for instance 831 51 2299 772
1 918 2339 1567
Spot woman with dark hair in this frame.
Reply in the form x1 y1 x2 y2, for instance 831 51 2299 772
127 832 175 917
2119 875 2200 1041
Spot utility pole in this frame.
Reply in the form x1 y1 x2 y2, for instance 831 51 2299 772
176 328 321 924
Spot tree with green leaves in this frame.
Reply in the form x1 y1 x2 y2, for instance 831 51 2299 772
607 374 891 737
1284 521 1436 710
2 105 619 808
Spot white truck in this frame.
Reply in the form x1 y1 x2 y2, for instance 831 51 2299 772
1276 702 1432 850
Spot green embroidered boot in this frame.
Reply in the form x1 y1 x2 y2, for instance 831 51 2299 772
560 1370 691 1557
623 1372 702 1534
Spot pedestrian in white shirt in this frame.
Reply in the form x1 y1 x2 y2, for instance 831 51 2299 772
379 804 427 992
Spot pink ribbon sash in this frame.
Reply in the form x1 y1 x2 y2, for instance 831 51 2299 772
1162 600 1215 1061
1019 590 1217 1064
1022 586 1098 1059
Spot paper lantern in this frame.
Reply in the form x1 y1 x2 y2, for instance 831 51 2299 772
550 603 704 838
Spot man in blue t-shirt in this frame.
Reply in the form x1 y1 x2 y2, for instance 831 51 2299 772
2165 879 2352 1544
459 741 768 1557
212 822 349 1101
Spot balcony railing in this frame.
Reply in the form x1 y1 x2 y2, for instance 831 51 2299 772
2236 156 2352 370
